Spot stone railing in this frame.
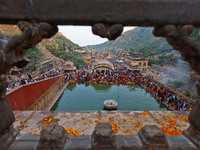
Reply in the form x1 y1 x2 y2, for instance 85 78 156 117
26 76 65 111
8 111 197 150
36 123 198 150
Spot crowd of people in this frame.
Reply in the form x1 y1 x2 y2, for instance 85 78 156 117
65 69 193 111
6 69 64 92
6 61 193 111
144 78 191 111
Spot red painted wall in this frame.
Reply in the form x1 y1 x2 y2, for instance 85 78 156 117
7 76 62 110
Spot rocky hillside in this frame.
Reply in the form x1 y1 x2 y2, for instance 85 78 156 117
0 25 83 70
86 27 173 57
86 27 200 55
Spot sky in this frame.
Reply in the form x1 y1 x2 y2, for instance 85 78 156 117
58 26 135 47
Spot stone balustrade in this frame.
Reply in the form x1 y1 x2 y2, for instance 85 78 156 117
6 111 198 150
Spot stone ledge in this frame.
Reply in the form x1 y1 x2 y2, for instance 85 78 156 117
5 111 199 150
166 134 197 150
116 135 143 150
64 135 91 150
7 130 198 150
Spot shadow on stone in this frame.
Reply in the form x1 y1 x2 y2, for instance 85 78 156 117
37 124 68 150
91 123 116 150
138 125 169 150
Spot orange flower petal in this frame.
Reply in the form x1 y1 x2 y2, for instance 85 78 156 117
20 123 25 127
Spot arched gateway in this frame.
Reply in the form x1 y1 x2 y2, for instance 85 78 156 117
93 60 114 73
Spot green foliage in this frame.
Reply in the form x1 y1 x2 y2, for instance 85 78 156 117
52 51 86 67
25 46 43 70
45 33 85 67
168 80 185 90
158 52 181 65
4 33 12 40
53 34 81 50
91 83 111 92
56 40 64 51
148 57 161 65
45 43 57 51
67 83 77 91
26 47 43 61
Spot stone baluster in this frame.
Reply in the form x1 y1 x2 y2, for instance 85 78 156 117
91 123 117 150
138 125 169 150
37 124 68 150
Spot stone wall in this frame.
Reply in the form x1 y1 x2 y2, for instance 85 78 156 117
26 76 64 111
6 75 64 110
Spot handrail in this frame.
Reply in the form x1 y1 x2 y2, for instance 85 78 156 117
0 0 200 26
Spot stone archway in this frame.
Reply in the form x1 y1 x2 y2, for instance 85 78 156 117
93 60 114 73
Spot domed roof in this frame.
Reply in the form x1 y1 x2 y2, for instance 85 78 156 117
94 60 112 66
93 60 114 70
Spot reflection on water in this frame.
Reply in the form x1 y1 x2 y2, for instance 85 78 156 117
51 83 167 111
67 83 77 91
91 83 112 92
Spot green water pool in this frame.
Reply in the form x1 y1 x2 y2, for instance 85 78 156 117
51 83 167 111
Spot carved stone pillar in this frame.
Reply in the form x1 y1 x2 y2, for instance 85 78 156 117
153 25 200 148
0 21 58 149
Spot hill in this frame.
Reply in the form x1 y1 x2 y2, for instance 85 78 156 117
0 25 85 70
86 27 173 57
86 27 200 57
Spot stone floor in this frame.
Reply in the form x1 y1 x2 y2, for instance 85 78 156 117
13 111 190 136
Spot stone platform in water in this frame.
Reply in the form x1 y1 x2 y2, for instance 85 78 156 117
9 111 196 150
104 100 118 110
